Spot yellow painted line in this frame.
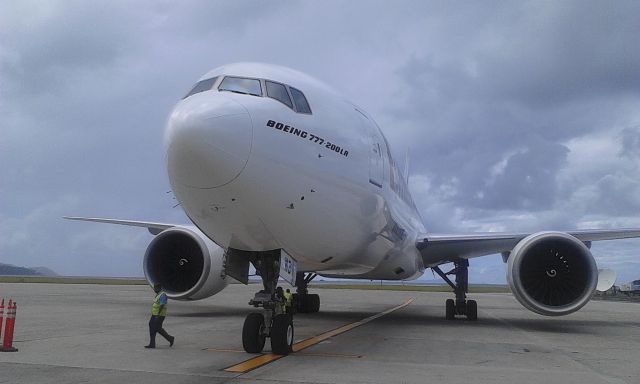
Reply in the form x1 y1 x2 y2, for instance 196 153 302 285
296 351 364 358
224 351 283 373
206 347 363 358
223 298 413 373
205 348 246 353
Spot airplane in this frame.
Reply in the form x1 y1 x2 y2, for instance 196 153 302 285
66 62 640 355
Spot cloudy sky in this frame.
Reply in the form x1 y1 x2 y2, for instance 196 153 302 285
1 1 639 283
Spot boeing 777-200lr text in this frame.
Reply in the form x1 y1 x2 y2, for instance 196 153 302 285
66 63 640 355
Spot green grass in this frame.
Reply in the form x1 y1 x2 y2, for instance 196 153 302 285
310 283 511 293
0 275 148 285
0 276 511 293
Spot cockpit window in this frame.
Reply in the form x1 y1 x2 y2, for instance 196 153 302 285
289 87 311 114
218 76 262 96
183 77 217 99
265 81 293 109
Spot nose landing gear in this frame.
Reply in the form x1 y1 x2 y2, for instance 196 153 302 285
241 251 295 355
242 310 294 355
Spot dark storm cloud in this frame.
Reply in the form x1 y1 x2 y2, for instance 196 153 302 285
471 3 640 107
385 1 639 225
1 3 136 98
1 0 639 283
480 138 569 210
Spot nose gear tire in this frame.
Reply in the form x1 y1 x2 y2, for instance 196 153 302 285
242 312 266 353
271 314 294 355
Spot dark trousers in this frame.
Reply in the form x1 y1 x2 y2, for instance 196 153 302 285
148 315 172 346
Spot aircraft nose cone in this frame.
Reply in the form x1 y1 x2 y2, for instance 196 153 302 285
165 94 253 189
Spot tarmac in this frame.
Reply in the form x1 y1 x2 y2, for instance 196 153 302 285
0 283 639 384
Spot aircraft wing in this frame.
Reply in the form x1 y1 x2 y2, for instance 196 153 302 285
417 228 640 266
64 216 176 235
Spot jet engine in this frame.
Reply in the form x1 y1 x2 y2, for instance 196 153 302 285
507 231 598 316
143 227 228 300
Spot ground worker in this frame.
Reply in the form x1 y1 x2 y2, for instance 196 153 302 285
275 286 287 315
283 288 293 314
145 283 175 349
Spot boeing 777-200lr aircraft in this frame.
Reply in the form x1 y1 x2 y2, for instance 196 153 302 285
66 62 640 355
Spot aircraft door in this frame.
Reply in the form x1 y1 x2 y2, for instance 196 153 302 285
356 109 384 188
368 135 384 188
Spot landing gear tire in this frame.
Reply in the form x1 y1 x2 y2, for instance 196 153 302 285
293 293 306 313
445 299 455 320
271 314 294 355
242 313 266 353
466 299 478 321
306 294 320 313
294 293 321 313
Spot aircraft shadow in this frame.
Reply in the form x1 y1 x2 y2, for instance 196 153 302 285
376 309 637 335
171 305 637 336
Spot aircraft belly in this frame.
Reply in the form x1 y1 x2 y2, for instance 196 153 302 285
171 182 280 251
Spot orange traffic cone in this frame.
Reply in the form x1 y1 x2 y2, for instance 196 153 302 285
1 300 18 352
0 299 4 343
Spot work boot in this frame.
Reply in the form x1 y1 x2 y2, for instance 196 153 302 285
169 336 175 347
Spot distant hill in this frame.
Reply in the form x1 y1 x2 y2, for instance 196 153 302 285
31 266 58 276
0 263 57 276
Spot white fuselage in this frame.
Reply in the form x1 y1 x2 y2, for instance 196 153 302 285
165 63 426 280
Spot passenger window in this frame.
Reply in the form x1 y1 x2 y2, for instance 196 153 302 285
183 77 217 99
218 77 262 96
289 87 312 114
265 81 293 109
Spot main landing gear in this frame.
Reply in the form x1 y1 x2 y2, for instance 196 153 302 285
242 252 294 355
432 259 478 321
293 272 320 313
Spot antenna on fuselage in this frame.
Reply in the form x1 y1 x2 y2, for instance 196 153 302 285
403 148 410 184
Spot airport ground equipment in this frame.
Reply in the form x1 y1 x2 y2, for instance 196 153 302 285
0 299 4 340
1 300 18 352
619 279 640 295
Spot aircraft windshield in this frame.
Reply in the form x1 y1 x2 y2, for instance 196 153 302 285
289 87 311 114
266 81 293 108
218 77 262 96
183 77 217 99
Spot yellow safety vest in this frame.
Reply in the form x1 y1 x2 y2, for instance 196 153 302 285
151 292 168 316
283 291 293 308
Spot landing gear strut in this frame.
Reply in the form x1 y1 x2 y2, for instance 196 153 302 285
433 259 477 320
293 272 320 313
242 251 294 355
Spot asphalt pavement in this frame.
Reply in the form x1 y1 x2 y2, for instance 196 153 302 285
0 283 638 384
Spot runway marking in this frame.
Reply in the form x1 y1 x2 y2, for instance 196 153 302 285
223 298 413 373
206 347 364 358
295 351 364 358
205 348 246 353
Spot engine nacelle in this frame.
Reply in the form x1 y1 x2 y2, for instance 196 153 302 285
143 227 228 300
507 231 598 316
